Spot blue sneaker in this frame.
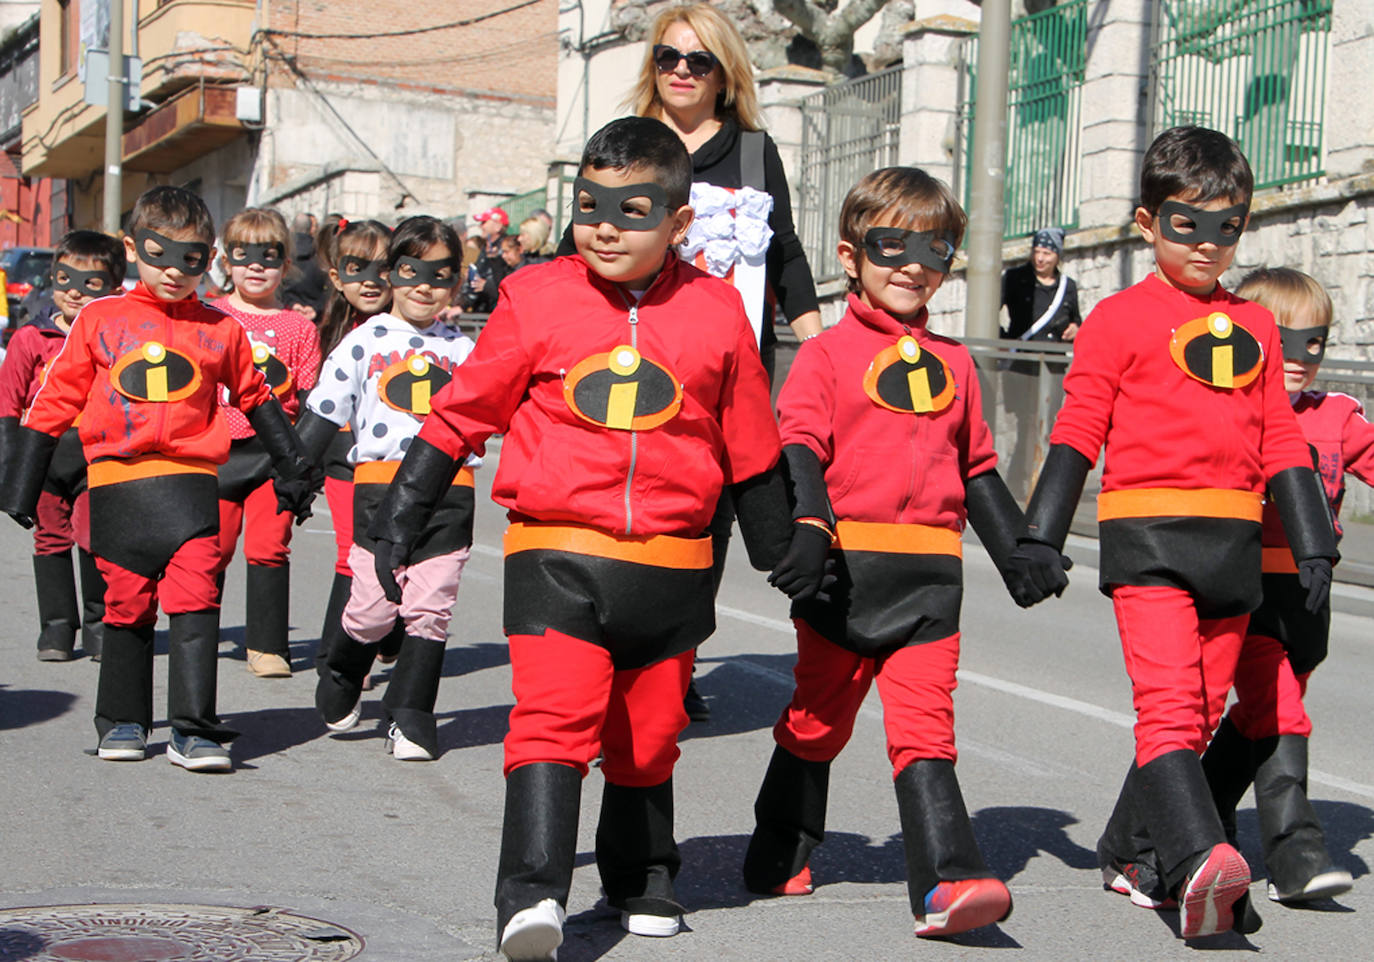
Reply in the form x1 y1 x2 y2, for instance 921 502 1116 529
97 723 147 761
167 730 231 772
915 879 1012 937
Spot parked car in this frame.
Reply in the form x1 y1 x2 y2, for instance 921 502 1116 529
1 246 53 343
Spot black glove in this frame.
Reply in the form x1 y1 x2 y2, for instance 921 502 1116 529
272 459 324 524
768 523 833 600
1005 539 1073 607
1298 557 1332 614
373 539 409 604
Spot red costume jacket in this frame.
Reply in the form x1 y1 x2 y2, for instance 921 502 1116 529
417 253 781 538
210 299 320 437
1051 274 1312 614
0 312 70 416
23 283 273 462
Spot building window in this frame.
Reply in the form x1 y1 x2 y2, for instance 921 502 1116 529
58 0 79 77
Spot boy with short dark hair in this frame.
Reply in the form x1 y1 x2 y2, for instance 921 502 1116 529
0 186 318 772
0 229 125 661
369 116 790 960
1018 127 1337 938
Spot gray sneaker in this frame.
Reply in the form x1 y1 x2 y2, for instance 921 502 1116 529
97 723 147 761
167 730 231 772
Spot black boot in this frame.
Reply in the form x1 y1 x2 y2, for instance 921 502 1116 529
33 551 79 660
1202 716 1256 847
597 778 683 919
94 622 156 738
495 762 583 942
77 549 106 660
743 744 830 893
378 618 405 663
1097 764 1173 906
315 618 376 729
894 759 1004 919
381 635 446 758
166 609 237 742
245 562 291 676
314 572 351 672
1253 734 1352 902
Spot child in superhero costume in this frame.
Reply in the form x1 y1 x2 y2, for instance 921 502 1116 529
293 216 475 763
741 167 1068 938
0 186 318 771
1017 128 1337 938
0 230 123 661
310 219 397 677
1196 267 1357 905
210 208 321 678
368 118 790 960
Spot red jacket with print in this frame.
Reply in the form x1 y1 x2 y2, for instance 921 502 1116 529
0 315 69 417
416 253 781 537
23 282 274 463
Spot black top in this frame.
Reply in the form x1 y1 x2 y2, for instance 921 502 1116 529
1000 261 1081 341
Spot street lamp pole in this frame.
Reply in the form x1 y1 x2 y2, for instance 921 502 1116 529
102 0 124 234
965 0 1010 340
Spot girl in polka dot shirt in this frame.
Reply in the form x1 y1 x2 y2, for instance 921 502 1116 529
295 215 476 761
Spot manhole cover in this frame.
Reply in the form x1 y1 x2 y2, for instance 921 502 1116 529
0 904 363 962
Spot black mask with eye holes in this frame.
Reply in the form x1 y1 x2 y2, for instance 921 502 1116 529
863 227 959 274
134 228 210 276
391 256 457 289
571 176 669 232
52 264 115 296
225 242 285 269
338 255 389 287
1156 200 1249 247
1280 325 1328 365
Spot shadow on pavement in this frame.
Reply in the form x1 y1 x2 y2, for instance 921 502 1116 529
437 702 512 753
0 926 48 960
441 641 510 678
0 684 78 730
223 705 333 763
679 653 797 743
972 806 1099 879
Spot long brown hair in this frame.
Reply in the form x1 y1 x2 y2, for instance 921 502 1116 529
316 218 392 358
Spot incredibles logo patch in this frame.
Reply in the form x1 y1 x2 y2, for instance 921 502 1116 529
110 341 202 403
863 335 956 414
1169 312 1263 390
564 345 682 431
251 342 294 398
378 354 452 417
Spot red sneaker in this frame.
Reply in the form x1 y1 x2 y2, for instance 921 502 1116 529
1180 843 1250 938
914 879 1012 937
772 864 813 896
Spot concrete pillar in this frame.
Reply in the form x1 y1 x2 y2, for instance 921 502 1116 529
1077 0 1153 229
1325 5 1374 180
899 15 979 188
756 65 831 188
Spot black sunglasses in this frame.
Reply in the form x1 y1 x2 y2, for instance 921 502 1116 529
653 44 719 78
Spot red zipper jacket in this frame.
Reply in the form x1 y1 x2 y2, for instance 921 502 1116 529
0 311 70 417
779 293 996 530
23 282 273 463
416 252 781 537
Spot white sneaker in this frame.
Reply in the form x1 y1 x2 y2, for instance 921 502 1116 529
621 911 681 937
499 898 564 961
387 723 435 761
1269 868 1353 903
324 703 361 733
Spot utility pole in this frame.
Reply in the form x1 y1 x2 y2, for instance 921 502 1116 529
964 0 1010 340
102 0 124 234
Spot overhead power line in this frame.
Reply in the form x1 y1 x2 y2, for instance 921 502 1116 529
261 0 543 42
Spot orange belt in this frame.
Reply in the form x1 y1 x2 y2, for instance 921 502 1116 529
504 522 712 570
87 454 217 489
1097 487 1263 523
1261 546 1299 574
354 460 474 487
835 520 962 557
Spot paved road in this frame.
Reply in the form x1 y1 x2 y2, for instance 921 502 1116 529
2 438 1372 960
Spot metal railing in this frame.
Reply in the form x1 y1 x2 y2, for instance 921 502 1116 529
795 64 904 285
956 0 1088 239
497 187 550 235
1151 0 1333 190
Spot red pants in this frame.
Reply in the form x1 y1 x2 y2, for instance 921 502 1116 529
504 629 692 786
324 476 353 575
1227 631 1313 739
1112 584 1247 766
34 489 91 555
216 479 293 571
775 620 960 777
96 535 222 627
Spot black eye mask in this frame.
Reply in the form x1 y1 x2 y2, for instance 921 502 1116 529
338 255 389 287
391 256 457 289
135 228 210 276
1280 325 1327 365
571 176 669 232
1156 200 1249 247
863 227 959 274
225 242 285 269
52 265 115 296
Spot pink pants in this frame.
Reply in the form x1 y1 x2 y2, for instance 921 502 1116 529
342 542 468 643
